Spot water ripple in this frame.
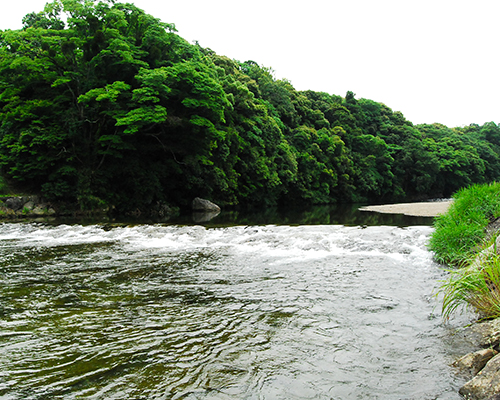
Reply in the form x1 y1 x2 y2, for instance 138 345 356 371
0 223 474 399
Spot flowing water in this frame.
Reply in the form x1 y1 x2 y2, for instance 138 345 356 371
0 210 475 399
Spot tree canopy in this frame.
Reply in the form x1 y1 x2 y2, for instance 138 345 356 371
1 0 499 213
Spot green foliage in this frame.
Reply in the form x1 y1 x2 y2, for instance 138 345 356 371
429 183 500 266
0 0 499 213
433 183 500 319
439 250 500 320
0 175 11 195
0 0 231 211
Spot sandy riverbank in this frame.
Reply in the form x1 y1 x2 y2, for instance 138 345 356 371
359 200 452 218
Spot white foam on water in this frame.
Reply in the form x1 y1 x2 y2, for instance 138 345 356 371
0 223 434 267
0 223 116 246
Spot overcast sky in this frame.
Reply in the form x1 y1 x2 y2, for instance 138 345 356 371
1 0 498 128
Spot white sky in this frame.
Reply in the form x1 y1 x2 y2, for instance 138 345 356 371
1 0 499 128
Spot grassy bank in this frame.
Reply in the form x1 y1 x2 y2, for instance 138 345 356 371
430 183 500 266
430 182 500 318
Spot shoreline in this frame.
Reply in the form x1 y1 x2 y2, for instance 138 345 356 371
361 197 500 399
359 200 452 218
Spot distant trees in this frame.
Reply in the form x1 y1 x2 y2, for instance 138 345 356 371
0 0 499 212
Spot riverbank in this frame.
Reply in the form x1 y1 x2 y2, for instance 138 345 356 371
358 200 452 217
0 195 176 220
0 195 57 218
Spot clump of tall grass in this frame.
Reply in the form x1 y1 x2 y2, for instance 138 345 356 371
432 183 500 319
440 246 500 320
429 182 500 266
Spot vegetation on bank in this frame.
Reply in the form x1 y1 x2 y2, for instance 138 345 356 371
0 176 11 195
430 183 500 266
440 253 500 320
1 0 500 214
430 183 500 319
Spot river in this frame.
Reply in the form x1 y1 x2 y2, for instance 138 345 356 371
0 206 475 399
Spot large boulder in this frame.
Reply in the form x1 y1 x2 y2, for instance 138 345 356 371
456 319 500 399
192 197 220 212
4 197 24 211
454 348 498 376
460 353 500 399
471 319 500 348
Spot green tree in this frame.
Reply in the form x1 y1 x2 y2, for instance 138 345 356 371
0 0 230 210
418 124 486 196
210 56 298 206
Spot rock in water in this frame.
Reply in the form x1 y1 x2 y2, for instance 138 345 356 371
192 197 220 212
460 354 500 399
453 348 498 376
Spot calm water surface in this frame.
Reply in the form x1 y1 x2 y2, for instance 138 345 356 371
0 207 475 399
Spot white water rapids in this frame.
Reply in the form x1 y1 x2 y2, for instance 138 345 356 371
0 222 475 399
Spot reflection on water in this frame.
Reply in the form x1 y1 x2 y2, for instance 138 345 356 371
0 219 473 399
199 204 434 227
49 204 434 227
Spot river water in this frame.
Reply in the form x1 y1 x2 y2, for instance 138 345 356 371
0 208 475 399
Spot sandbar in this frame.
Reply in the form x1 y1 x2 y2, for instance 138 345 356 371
359 201 452 218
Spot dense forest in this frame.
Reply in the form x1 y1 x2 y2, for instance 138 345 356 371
1 0 499 213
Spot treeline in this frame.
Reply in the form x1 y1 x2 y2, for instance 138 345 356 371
1 0 499 212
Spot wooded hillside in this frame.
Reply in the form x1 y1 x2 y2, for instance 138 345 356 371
1 0 498 212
